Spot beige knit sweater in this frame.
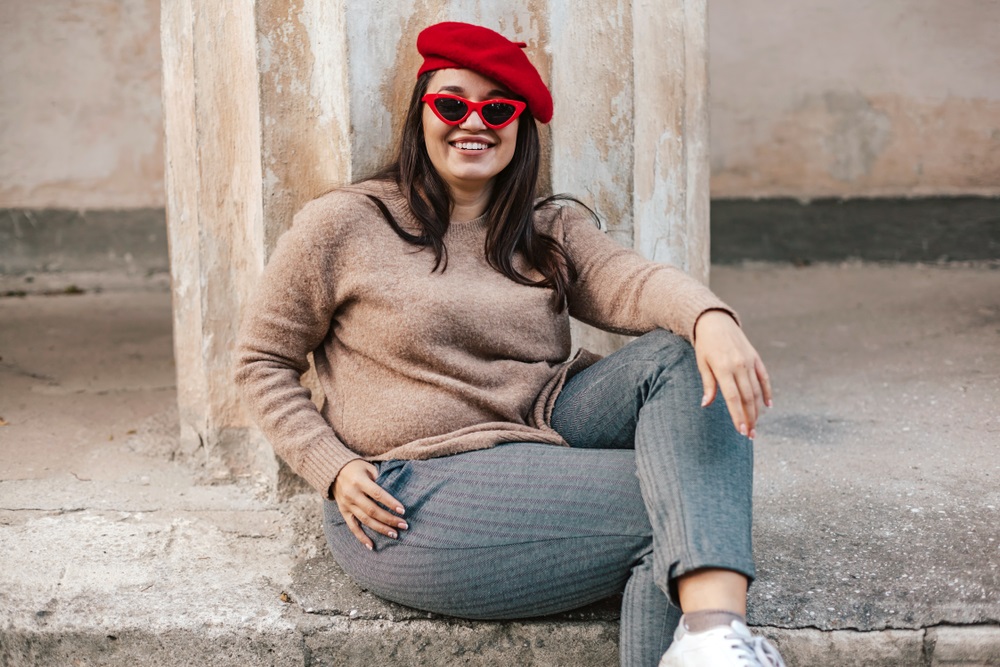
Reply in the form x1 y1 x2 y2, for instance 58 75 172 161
235 180 734 496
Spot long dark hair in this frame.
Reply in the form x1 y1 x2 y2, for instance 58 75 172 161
365 71 581 310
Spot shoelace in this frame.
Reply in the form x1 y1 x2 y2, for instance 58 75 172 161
727 632 788 667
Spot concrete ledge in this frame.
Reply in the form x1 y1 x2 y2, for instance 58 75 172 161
0 630 305 667
7 618 1000 666
0 208 168 274
927 626 1000 666
299 616 620 667
711 197 1000 264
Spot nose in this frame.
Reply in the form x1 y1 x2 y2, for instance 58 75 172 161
459 110 487 130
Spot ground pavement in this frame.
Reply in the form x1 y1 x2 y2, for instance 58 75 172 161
1 263 998 666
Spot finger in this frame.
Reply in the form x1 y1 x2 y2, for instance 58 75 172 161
352 499 406 538
734 369 759 436
361 478 406 516
350 496 409 539
756 357 774 408
696 354 718 407
749 363 764 411
346 515 373 551
718 378 748 437
747 370 765 439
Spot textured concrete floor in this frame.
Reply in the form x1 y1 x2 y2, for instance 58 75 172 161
1 263 998 666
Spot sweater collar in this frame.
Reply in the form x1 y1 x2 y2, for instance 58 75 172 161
446 213 490 241
348 179 491 240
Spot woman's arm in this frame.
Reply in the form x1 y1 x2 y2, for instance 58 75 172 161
556 204 772 435
557 205 731 341
234 196 360 495
235 195 409 547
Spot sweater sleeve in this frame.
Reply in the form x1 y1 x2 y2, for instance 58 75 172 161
557 205 738 341
234 196 360 496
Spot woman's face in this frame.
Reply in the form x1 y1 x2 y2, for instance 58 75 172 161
422 68 519 197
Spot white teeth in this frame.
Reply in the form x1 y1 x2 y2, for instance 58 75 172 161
453 141 490 150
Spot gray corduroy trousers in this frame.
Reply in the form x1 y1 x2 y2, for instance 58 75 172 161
323 329 755 667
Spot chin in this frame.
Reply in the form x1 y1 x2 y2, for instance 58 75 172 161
448 167 498 187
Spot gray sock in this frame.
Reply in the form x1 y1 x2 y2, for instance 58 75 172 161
683 609 746 633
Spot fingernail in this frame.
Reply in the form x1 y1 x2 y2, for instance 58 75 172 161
766 400 774 408
395 506 405 515
365 543 373 551
398 521 408 530
701 395 709 407
739 423 748 436
749 428 757 440
388 531 398 539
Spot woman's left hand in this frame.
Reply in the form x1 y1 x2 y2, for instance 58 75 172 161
693 310 773 439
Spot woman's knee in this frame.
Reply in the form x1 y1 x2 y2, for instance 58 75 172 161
628 329 700 380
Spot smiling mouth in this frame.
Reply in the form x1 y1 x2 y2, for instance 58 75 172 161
450 141 492 151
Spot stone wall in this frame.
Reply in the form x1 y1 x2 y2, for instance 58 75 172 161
1 0 998 210
709 0 1000 199
0 0 163 209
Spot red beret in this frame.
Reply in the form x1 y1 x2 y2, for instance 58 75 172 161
416 22 553 124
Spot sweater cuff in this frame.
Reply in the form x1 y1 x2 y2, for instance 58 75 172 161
692 307 742 343
660 291 739 342
297 433 362 498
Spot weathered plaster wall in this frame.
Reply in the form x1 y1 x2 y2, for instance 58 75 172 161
0 0 163 208
3 0 998 209
710 0 1000 198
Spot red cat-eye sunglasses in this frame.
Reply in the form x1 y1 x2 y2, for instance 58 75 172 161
422 93 527 130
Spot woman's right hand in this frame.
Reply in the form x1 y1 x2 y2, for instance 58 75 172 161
332 459 408 550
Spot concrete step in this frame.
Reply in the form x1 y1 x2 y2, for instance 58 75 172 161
2 264 999 665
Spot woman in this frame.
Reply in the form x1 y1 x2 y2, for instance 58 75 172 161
236 21 786 667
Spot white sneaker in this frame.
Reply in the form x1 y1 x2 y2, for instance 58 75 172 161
659 617 787 667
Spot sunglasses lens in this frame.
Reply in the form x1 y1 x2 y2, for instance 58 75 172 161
433 97 468 122
481 102 517 126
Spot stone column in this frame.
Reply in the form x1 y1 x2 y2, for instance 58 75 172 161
162 0 268 484
632 0 711 281
550 0 710 355
162 0 709 488
162 0 353 490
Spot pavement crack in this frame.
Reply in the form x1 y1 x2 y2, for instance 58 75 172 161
0 507 87 513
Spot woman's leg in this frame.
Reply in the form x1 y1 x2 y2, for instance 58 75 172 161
323 329 753 666
550 329 755 664
324 443 657 620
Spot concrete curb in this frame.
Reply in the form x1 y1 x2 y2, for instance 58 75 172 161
4 618 1000 666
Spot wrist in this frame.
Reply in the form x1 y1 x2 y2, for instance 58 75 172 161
694 308 739 341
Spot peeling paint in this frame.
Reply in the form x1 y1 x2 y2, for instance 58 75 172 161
550 0 634 235
257 0 351 253
5 1 1000 210
817 92 893 182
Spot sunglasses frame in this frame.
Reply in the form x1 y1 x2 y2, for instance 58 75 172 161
422 93 527 130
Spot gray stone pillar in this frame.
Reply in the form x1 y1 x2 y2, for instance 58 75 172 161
161 0 352 490
161 0 269 484
162 0 709 487
551 0 710 355
632 0 711 280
